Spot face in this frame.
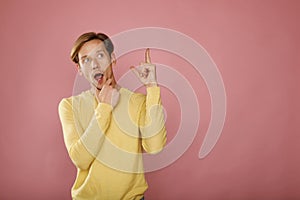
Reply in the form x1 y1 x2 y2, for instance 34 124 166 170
78 39 116 90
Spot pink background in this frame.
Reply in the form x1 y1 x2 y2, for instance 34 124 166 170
1 0 299 199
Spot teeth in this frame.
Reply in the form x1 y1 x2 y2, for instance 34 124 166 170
94 73 103 80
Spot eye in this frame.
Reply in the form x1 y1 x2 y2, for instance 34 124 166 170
97 52 104 59
83 57 90 64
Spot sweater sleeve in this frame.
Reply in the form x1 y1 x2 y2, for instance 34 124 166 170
58 98 112 170
139 86 167 154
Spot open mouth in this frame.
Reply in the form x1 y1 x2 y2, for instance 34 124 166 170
94 73 104 84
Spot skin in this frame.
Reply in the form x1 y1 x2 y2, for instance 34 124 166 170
77 39 157 107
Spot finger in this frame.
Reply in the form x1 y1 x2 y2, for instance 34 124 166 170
100 83 111 98
143 67 150 73
130 66 141 77
95 88 100 96
102 75 107 85
100 84 107 92
145 48 151 63
105 78 112 86
98 85 106 100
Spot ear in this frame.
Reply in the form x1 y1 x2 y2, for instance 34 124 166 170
111 53 116 66
76 64 83 76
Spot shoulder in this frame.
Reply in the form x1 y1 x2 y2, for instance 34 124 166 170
58 90 92 111
58 97 72 111
120 87 146 106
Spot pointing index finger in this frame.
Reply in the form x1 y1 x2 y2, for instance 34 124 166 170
145 48 151 63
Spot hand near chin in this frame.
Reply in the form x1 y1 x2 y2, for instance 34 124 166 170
130 48 157 87
96 78 120 108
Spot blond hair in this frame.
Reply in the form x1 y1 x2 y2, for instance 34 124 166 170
70 32 114 64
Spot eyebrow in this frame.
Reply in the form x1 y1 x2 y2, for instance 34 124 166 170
79 47 105 60
79 55 87 61
79 48 105 60
95 49 105 53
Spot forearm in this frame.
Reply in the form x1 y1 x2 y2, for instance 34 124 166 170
59 99 112 170
69 115 106 170
140 86 167 153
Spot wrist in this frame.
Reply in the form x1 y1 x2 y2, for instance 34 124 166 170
146 82 158 87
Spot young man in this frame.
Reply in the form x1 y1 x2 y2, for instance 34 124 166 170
58 32 167 200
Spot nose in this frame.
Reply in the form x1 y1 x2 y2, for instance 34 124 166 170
91 58 100 70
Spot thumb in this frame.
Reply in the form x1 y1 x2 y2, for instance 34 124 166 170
130 66 140 77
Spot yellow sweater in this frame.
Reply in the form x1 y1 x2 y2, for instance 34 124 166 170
58 86 167 200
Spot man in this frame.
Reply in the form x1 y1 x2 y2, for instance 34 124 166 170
58 32 167 200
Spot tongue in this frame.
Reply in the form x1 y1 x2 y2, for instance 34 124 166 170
97 76 103 85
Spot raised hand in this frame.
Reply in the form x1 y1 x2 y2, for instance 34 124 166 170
130 48 157 87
